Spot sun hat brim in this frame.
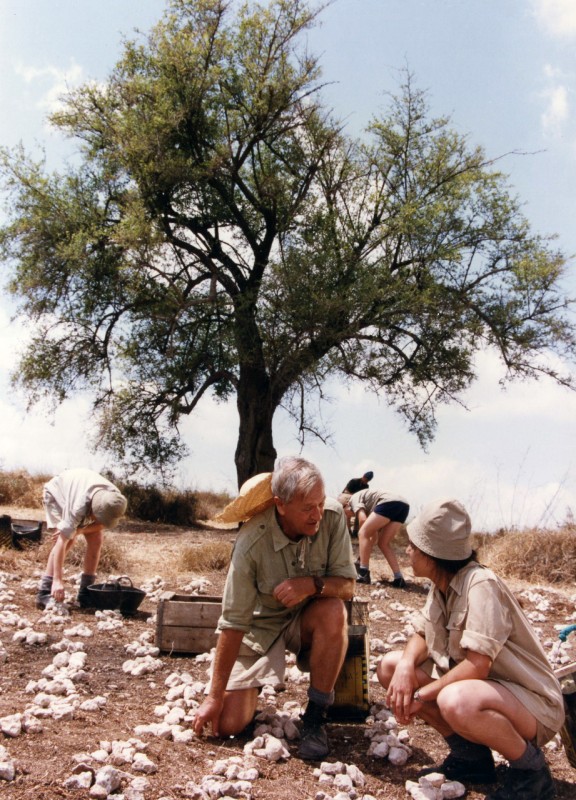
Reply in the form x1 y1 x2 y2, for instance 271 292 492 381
213 472 274 523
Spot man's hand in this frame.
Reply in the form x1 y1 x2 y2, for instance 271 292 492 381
273 577 316 607
193 695 225 737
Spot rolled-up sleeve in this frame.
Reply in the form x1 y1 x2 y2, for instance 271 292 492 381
458 580 512 661
218 543 258 633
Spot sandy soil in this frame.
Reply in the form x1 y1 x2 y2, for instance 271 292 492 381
0 507 575 799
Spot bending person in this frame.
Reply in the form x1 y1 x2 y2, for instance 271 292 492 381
37 468 127 609
377 498 564 800
193 456 356 761
339 487 409 587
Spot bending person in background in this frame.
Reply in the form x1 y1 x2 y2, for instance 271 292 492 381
377 498 564 800
342 470 373 495
339 487 409 587
37 468 127 609
193 456 356 761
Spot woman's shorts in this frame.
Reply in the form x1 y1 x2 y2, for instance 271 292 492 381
374 501 409 523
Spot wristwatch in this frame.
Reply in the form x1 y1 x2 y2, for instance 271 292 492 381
413 689 423 702
312 575 325 596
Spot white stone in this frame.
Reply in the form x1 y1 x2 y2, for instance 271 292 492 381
0 714 22 737
345 763 365 786
367 740 389 757
132 752 157 774
320 760 345 774
92 764 122 793
420 773 445 788
388 745 410 765
440 780 466 799
333 773 354 791
64 771 93 789
0 761 16 781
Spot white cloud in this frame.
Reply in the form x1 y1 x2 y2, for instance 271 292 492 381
532 0 576 37
15 60 85 114
541 82 570 136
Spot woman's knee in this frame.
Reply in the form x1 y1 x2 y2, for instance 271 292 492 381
437 682 480 724
376 651 402 688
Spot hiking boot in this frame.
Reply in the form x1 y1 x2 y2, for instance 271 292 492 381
390 576 408 589
485 763 556 800
36 589 52 609
420 749 497 784
76 573 97 608
356 568 371 585
355 561 371 584
298 702 330 760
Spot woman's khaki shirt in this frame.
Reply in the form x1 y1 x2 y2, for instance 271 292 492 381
412 562 565 738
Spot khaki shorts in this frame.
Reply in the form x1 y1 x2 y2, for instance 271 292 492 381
216 613 306 692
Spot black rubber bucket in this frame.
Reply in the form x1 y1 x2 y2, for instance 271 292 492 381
87 576 146 616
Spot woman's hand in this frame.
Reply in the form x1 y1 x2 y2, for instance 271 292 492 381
386 658 419 724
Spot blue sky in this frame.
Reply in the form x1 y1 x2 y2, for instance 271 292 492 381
1 0 576 531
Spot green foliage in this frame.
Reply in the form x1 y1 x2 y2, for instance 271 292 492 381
0 0 574 486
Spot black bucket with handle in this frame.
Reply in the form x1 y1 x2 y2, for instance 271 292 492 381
87 576 146 616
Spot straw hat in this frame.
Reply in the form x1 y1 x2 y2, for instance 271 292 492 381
213 472 275 523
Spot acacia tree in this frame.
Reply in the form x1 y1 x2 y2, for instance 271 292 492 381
0 0 574 487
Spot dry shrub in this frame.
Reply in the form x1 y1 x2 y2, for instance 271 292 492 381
477 527 576 585
0 470 47 508
195 490 233 521
65 535 127 575
181 541 233 572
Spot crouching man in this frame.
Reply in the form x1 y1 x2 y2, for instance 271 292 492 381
377 498 565 800
193 456 356 760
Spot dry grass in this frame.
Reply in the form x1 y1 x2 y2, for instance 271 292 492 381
0 470 48 508
180 541 233 572
65 536 127 575
477 528 576 585
195 490 233 521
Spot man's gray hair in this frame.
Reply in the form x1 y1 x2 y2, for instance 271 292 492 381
271 456 324 503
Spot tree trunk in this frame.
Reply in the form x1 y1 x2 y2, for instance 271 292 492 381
234 370 278 488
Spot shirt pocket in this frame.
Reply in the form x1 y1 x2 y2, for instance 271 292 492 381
446 607 468 663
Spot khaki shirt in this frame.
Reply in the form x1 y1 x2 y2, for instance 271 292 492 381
413 562 565 734
349 487 408 515
218 497 356 654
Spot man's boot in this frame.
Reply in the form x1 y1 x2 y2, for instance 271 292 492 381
77 573 97 608
36 575 53 609
298 701 330 760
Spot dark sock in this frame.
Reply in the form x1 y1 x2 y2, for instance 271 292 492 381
38 575 53 593
509 741 545 771
307 685 334 709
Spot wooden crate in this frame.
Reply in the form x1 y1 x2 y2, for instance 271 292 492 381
156 592 222 655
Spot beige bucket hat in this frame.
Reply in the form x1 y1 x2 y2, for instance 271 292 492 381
92 489 128 529
213 472 275 523
407 497 472 561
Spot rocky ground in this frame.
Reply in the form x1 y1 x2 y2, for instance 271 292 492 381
0 509 575 799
